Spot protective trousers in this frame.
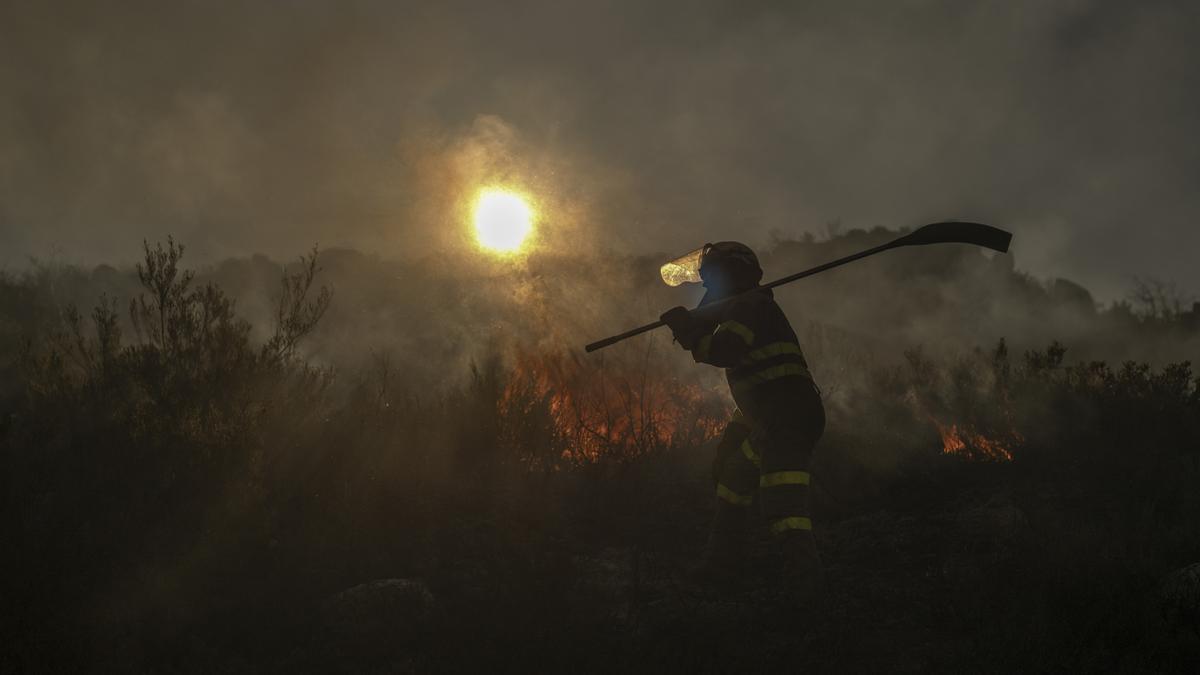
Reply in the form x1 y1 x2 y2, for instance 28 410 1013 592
707 387 825 583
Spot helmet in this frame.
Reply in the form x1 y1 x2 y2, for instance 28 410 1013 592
699 241 762 290
659 241 763 288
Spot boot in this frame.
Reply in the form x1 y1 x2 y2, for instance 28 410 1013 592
685 502 749 592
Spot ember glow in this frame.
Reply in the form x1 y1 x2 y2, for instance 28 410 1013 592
473 189 534 253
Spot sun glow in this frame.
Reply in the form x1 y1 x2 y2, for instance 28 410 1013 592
474 189 534 253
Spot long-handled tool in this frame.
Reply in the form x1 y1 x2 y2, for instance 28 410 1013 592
584 221 1012 353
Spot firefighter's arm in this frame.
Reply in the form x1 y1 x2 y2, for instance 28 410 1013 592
690 316 754 367
663 301 757 368
659 306 713 350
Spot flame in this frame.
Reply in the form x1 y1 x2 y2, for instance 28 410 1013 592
905 386 1021 462
932 419 1018 462
499 350 728 466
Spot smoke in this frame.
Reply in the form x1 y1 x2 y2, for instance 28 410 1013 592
1 0 1197 416
2 0 1199 299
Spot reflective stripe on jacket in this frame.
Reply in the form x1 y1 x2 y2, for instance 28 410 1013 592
689 289 815 417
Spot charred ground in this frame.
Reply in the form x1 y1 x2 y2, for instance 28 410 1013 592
1 230 1199 673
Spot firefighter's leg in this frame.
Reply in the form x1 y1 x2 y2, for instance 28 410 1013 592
756 394 826 598
690 413 759 588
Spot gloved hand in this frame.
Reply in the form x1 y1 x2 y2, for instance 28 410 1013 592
660 306 700 349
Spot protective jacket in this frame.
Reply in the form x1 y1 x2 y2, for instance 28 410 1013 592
690 289 812 420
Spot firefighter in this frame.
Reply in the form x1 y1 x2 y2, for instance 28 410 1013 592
659 242 825 596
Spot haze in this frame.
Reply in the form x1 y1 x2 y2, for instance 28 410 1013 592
2 0 1198 302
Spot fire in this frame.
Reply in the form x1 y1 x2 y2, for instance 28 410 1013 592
499 350 728 466
906 388 1021 462
932 419 1018 462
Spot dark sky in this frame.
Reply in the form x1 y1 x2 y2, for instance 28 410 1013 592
2 0 1198 301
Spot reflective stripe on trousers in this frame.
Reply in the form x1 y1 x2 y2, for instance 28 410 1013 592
712 417 815 535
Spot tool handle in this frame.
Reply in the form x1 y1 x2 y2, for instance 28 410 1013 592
583 222 1010 353
585 319 665 353
583 242 896 353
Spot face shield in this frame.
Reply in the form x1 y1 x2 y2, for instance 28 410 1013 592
659 245 710 287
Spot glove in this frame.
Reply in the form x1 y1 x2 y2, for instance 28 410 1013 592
660 306 700 349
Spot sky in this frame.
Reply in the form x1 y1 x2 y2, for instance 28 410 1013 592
2 0 1198 302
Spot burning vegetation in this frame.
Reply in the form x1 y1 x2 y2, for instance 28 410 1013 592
499 349 729 466
896 342 1030 464
932 420 1018 462
499 348 1023 466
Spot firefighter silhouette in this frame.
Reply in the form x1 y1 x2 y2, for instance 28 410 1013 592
660 241 825 595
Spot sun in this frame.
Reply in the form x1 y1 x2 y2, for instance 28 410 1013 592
473 189 534 253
